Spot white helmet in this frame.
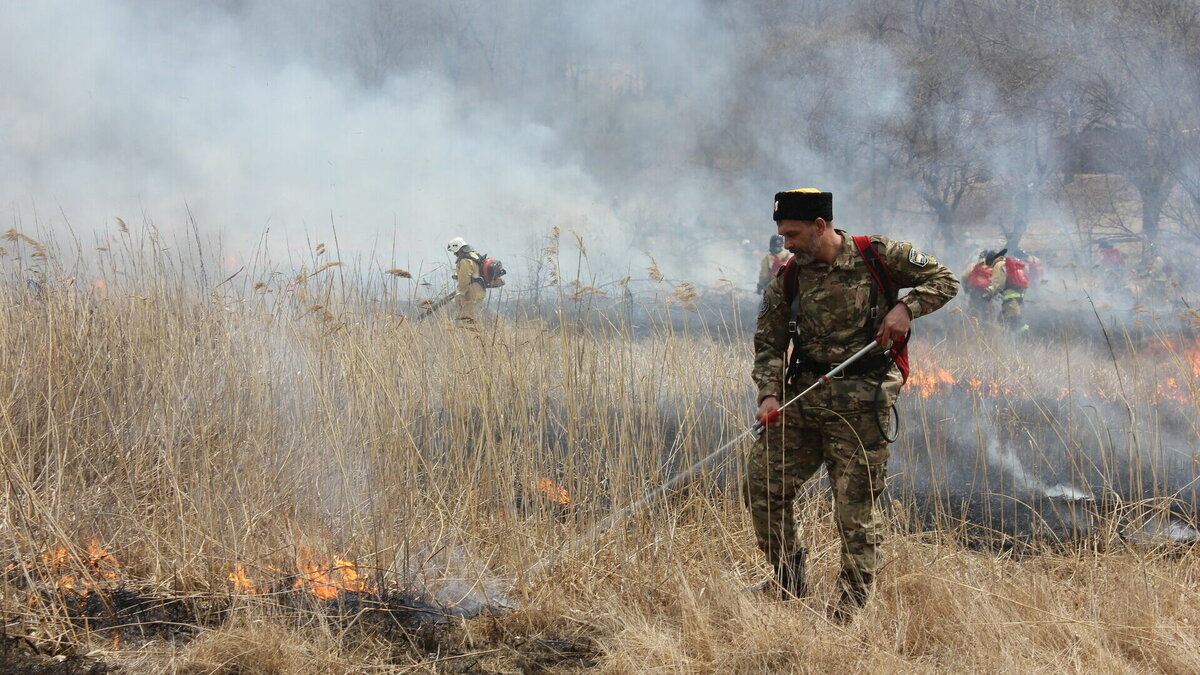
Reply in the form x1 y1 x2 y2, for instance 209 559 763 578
447 236 468 254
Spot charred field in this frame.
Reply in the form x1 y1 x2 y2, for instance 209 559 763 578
2 241 1200 673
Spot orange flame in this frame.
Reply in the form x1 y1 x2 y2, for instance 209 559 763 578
42 545 70 571
908 365 956 399
914 344 1197 406
37 540 121 595
288 550 376 600
229 563 259 594
536 478 572 505
295 562 339 601
1147 338 1200 405
1156 376 1190 405
86 540 120 580
332 557 373 594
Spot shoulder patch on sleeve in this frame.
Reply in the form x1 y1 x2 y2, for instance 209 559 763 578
908 249 930 267
758 293 770 318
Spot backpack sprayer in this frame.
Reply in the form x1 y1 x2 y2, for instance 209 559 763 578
523 339 883 581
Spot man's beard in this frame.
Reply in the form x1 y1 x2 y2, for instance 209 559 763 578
790 250 816 265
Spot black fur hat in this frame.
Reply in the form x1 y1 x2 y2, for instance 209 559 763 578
773 189 832 222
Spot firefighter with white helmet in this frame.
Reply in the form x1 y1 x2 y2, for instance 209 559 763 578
446 236 507 324
446 237 486 324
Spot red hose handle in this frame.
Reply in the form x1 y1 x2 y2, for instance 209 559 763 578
759 409 781 426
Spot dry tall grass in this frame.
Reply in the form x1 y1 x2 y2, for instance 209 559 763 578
0 232 1197 673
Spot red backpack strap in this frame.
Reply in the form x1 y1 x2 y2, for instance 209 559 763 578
852 236 894 292
851 236 910 382
780 257 802 335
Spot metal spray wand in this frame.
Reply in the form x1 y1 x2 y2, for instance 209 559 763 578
523 340 884 580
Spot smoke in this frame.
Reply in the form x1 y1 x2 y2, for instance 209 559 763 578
4 1 1198 293
0 1 974 288
982 436 1093 502
1 0 757 282
9 5 518 251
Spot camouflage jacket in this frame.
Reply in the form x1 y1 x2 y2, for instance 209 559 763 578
752 230 960 404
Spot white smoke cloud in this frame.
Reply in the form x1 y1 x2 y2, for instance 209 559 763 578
1 0 765 284
11 1 1179 293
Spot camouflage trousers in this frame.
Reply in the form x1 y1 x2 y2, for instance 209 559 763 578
743 379 895 579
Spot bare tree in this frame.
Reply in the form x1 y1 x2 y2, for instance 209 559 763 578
969 0 1069 249
1066 0 1200 242
876 0 994 246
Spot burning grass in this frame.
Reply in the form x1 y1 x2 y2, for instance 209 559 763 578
0 235 1198 672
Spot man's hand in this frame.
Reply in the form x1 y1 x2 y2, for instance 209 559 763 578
756 396 781 426
876 302 912 346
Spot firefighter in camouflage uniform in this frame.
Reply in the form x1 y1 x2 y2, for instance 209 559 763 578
745 189 959 621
